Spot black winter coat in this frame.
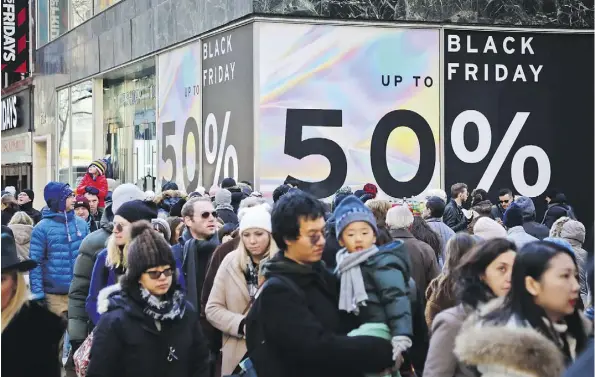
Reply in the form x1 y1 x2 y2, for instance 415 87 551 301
523 221 550 240
19 202 42 224
246 253 393 377
2 302 64 377
87 287 210 377
542 200 576 229
217 208 239 226
443 200 468 232
68 205 113 345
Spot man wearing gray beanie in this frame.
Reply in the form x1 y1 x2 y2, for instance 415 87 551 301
66 183 148 362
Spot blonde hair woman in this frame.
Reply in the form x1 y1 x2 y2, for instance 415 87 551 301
1 230 64 377
8 211 34 261
206 204 279 375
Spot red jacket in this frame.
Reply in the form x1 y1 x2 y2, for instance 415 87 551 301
76 173 108 208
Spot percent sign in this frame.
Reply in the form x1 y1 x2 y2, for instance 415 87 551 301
204 111 239 188
451 110 551 197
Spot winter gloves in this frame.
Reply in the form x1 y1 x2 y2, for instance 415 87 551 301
85 186 100 196
391 335 412 367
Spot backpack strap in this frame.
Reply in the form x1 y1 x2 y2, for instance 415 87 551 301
263 275 306 301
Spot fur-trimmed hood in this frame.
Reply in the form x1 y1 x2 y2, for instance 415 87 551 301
454 298 565 377
97 283 122 315
153 190 187 204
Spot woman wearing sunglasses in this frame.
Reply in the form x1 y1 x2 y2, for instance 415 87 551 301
87 220 210 377
86 200 160 327
205 203 278 376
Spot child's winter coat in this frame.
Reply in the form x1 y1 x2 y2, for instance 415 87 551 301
76 160 108 208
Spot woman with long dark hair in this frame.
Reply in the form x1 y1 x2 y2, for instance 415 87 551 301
424 238 517 377
410 216 442 262
425 233 479 328
455 241 589 377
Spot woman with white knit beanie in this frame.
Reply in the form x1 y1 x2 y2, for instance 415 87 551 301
205 203 279 376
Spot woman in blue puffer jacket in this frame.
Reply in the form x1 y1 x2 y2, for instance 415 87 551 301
29 182 89 316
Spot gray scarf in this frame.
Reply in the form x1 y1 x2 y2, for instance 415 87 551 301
335 245 380 314
216 203 235 212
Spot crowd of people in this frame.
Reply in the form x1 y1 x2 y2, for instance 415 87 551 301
0 159 593 377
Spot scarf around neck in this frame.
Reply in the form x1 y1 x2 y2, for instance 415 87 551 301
139 287 186 322
335 245 380 314
216 203 235 212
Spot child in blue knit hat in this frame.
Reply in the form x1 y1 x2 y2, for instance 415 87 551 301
334 195 413 376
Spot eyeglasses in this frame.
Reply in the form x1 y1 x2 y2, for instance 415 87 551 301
145 268 173 280
198 211 218 219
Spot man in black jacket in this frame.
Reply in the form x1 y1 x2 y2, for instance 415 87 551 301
246 191 393 377
490 188 513 222
17 189 42 224
443 183 469 233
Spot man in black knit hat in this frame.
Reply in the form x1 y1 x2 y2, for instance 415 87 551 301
17 189 41 224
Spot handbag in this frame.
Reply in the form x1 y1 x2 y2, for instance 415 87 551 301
73 330 94 377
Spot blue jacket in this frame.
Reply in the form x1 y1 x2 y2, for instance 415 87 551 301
29 208 89 299
86 248 187 325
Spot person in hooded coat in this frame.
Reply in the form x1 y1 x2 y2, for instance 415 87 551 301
29 182 89 314
214 189 239 226
549 217 589 306
1 194 19 226
67 183 147 354
16 189 42 224
8 212 34 261
154 188 188 219
514 196 550 240
86 221 210 377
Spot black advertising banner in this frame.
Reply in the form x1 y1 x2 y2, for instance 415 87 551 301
202 24 254 189
1 0 29 73
444 30 594 225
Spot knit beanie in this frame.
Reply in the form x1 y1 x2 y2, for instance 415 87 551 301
161 181 179 192
221 177 236 189
503 203 524 228
363 183 378 199
335 195 378 239
74 195 91 212
514 196 536 220
215 189 232 207
125 221 177 284
44 182 74 212
386 205 414 229
115 200 158 224
112 183 147 213
89 159 107 175
239 203 273 233
21 189 34 201
4 186 16 196
473 217 507 240
151 218 172 241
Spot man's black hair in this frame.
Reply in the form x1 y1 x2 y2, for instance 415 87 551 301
239 180 253 189
283 177 300 188
426 197 446 218
272 184 291 203
498 188 513 197
271 190 326 251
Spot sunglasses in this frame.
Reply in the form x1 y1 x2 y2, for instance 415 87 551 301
113 222 127 232
499 199 511 204
199 211 218 219
145 268 173 280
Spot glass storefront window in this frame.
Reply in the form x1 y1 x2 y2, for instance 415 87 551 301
103 66 156 190
57 88 71 184
56 81 94 186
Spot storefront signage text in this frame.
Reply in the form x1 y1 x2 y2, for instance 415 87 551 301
2 95 21 131
1 0 28 73
117 84 156 107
